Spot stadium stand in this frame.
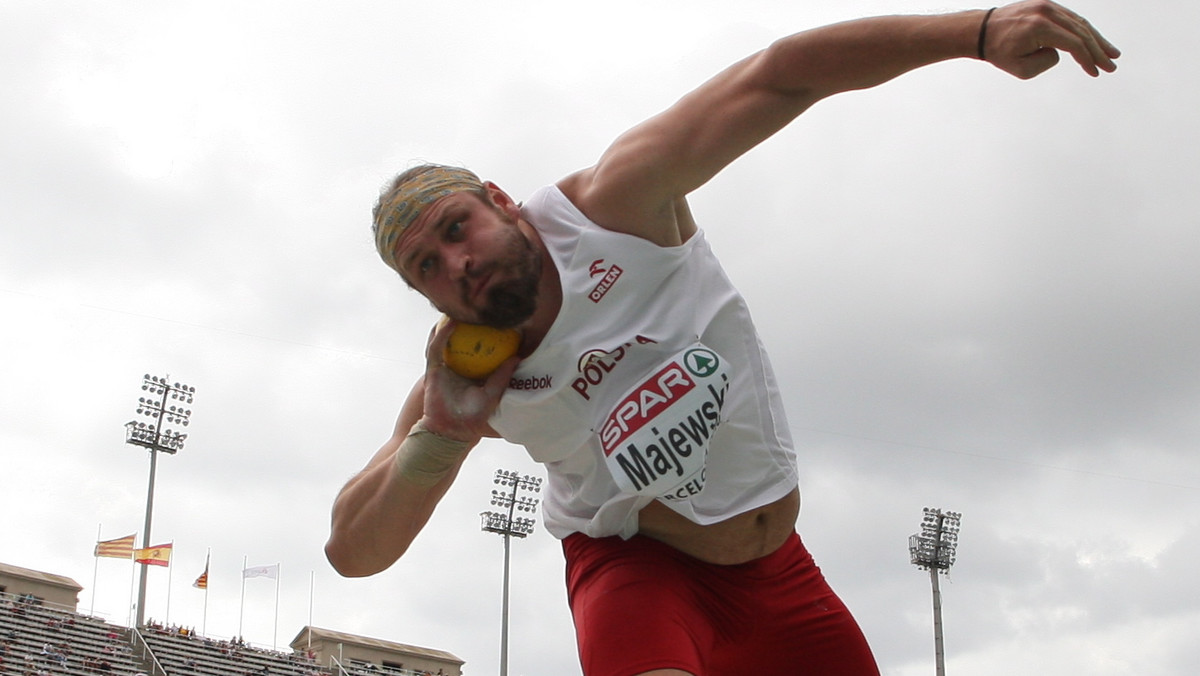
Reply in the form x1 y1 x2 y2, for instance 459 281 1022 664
0 590 140 675
1 563 464 676
137 626 325 676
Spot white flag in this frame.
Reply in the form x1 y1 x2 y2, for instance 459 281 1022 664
243 563 279 580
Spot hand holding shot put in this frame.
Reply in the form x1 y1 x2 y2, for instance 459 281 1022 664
420 317 521 443
327 2 1118 673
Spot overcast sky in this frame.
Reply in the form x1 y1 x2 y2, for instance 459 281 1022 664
1 1 1197 675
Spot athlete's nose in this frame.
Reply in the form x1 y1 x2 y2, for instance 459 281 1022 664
446 246 472 281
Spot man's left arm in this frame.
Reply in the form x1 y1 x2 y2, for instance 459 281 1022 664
561 1 1119 245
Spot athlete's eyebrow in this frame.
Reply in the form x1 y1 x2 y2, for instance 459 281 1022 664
397 203 460 280
398 243 421 280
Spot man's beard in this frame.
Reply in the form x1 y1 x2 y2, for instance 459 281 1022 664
476 229 541 329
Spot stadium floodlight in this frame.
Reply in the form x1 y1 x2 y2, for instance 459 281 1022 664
909 507 962 676
480 468 543 676
126 374 195 629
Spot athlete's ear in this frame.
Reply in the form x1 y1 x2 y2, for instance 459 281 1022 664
483 181 521 221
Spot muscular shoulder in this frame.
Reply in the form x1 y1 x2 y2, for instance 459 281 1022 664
557 167 697 248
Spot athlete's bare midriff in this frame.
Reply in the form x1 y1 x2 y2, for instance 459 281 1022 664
636 487 800 565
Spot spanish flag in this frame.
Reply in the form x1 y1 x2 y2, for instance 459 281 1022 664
94 533 136 559
134 543 173 567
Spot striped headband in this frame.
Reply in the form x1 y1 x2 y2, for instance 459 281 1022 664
373 165 484 273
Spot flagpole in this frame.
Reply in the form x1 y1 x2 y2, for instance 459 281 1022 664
238 555 247 642
127 550 138 628
308 570 314 650
273 563 280 651
165 541 174 626
91 524 102 617
201 549 210 636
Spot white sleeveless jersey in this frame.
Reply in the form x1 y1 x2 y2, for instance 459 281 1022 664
491 185 798 539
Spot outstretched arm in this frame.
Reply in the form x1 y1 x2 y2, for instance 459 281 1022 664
560 1 1119 245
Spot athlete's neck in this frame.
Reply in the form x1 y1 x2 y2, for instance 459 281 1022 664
516 224 561 356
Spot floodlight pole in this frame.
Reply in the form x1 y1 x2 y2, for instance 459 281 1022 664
480 469 542 676
125 374 194 629
909 507 962 676
929 554 946 676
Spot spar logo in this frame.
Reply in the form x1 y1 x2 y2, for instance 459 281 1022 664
587 259 623 303
599 346 729 498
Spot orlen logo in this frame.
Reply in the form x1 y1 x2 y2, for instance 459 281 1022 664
587 259 623 303
571 336 658 401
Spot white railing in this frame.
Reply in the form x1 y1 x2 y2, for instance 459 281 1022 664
130 626 169 676
329 654 353 676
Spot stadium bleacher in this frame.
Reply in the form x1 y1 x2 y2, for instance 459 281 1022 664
0 591 140 675
136 625 326 676
1 562 462 676
0 592 336 676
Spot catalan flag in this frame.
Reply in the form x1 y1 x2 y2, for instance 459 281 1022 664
193 557 209 589
134 543 173 567
94 533 136 559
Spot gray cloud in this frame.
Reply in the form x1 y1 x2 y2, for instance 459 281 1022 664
1 2 1196 675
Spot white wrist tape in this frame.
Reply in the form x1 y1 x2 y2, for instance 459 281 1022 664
393 419 472 487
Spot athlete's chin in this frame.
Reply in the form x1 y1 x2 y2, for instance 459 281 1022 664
479 284 537 329
479 304 534 330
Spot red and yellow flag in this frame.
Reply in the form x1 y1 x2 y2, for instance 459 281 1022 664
94 534 136 559
134 543 173 567
193 559 209 589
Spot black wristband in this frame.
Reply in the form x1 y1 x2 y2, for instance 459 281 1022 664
978 7 997 60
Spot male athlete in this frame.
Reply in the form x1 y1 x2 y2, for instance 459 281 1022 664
325 3 1119 674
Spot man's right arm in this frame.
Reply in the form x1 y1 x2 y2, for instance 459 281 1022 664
324 377 471 577
325 319 518 577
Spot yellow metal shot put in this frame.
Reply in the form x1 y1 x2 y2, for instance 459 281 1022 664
439 317 522 380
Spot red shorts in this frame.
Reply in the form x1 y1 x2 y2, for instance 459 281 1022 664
562 531 879 676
